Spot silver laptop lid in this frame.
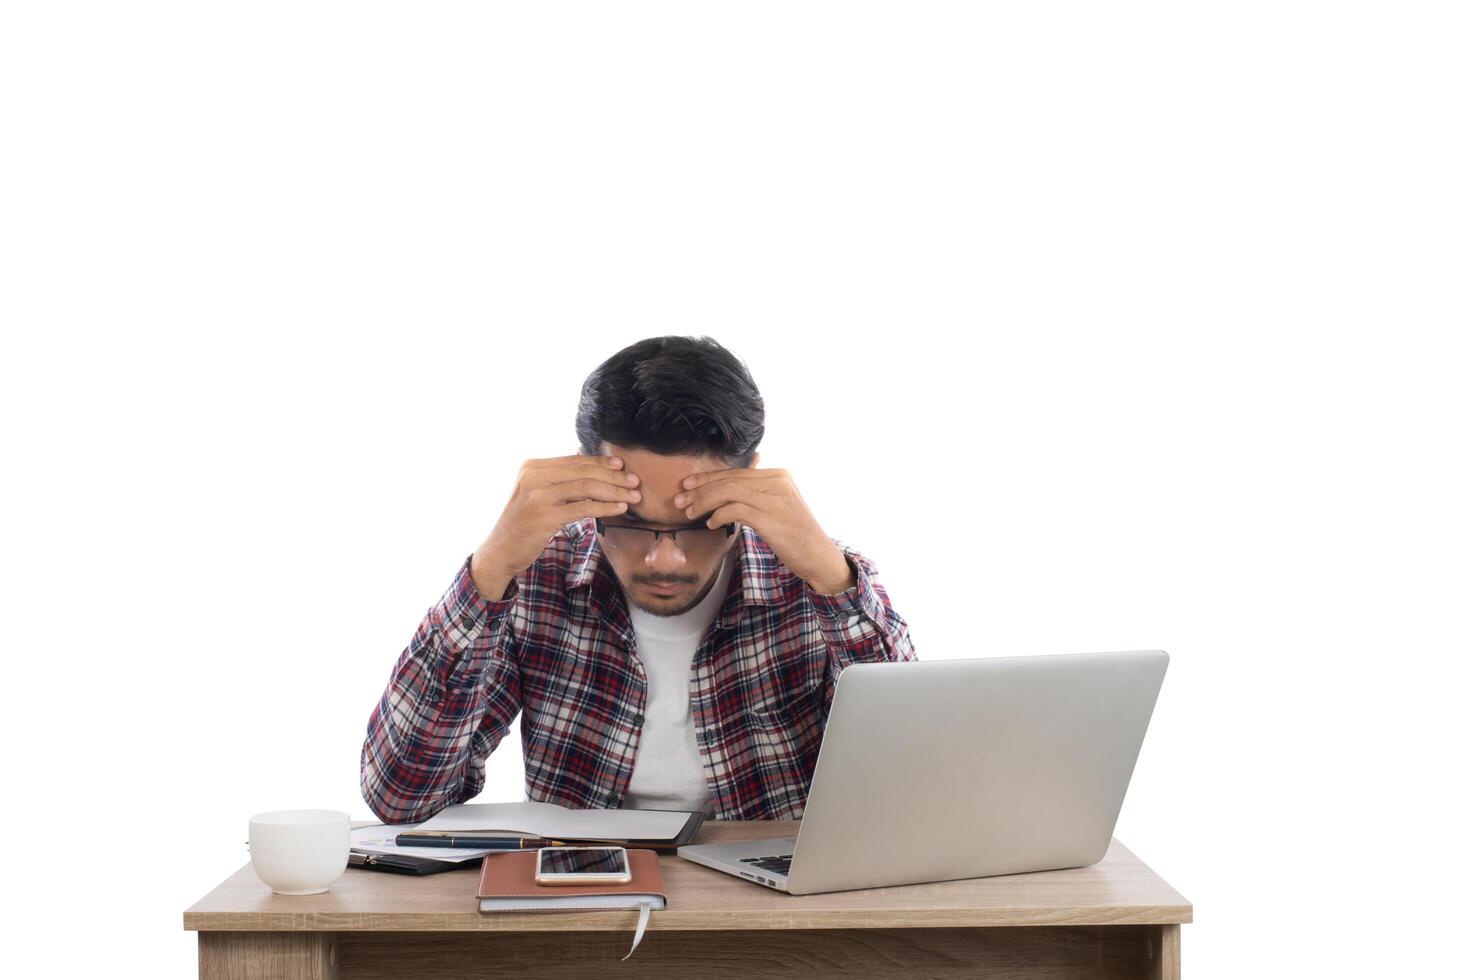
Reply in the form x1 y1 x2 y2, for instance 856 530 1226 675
785 650 1168 895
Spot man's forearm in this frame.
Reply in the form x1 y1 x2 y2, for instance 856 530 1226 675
807 549 858 595
469 545 516 602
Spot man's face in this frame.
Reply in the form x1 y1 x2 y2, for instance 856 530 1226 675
583 442 756 617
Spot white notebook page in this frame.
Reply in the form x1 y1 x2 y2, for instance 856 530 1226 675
414 801 693 840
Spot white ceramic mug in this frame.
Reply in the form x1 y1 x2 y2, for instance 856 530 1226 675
248 809 350 895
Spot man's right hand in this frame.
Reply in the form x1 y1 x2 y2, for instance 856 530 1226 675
469 453 641 601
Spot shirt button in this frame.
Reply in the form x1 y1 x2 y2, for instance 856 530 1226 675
632 713 644 727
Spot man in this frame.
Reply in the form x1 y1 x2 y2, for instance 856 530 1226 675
361 336 917 823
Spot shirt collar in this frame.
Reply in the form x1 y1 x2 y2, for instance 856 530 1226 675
563 519 793 629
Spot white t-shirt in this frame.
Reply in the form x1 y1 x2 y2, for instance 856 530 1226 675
619 551 734 814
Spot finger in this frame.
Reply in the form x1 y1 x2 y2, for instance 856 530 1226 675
555 499 630 521
544 477 642 506
678 482 764 521
542 461 640 488
703 502 756 529
680 467 783 490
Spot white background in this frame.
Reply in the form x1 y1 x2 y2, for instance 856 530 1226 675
3 3 1465 976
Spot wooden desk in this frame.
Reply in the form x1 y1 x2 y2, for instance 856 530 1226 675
185 821 1191 979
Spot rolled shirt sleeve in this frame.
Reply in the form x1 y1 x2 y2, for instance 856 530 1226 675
360 556 524 824
806 541 918 688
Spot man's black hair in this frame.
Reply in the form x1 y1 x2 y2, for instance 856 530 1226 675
575 336 765 467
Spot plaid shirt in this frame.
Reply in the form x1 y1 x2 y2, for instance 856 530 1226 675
361 518 917 823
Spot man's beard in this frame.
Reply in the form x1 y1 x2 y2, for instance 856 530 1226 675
631 572 717 617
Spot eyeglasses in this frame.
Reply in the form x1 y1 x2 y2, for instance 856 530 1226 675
594 517 737 554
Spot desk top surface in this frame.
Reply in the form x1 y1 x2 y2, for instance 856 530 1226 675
184 821 1191 932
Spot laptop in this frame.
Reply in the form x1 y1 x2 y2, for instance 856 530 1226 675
677 649 1168 895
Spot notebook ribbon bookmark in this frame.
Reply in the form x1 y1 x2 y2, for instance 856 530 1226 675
621 901 652 960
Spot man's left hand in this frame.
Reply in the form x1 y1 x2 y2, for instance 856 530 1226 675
674 467 856 595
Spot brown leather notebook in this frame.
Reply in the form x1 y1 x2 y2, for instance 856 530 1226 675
476 849 667 912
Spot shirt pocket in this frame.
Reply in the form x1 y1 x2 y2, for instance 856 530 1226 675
745 669 827 734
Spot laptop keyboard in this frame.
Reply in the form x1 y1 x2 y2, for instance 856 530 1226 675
739 854 793 876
